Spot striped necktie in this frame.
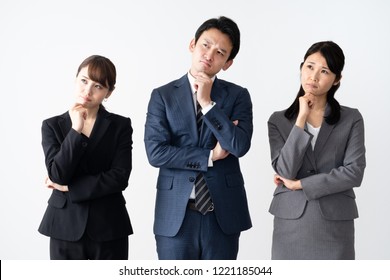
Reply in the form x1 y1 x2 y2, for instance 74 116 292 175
194 95 213 214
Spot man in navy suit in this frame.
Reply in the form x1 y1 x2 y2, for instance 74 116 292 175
144 16 253 260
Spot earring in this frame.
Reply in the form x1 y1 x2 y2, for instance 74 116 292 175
104 98 108 102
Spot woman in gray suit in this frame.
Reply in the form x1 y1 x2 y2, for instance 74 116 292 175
267 41 366 259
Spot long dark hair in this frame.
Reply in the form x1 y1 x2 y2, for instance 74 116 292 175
285 41 345 125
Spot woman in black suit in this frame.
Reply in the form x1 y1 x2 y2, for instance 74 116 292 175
38 55 133 259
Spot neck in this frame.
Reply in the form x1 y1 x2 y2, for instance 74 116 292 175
85 106 100 120
312 96 327 111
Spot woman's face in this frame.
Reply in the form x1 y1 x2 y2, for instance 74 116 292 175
74 66 110 108
300 52 339 98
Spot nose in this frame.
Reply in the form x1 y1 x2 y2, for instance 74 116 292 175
311 71 319 82
204 49 215 61
84 84 93 96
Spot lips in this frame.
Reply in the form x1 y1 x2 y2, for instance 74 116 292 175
306 83 318 89
200 60 211 68
79 96 91 103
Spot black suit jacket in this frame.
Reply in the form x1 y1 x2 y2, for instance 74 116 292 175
38 106 133 242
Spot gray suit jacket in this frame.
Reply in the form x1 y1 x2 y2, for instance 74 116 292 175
144 74 253 237
268 105 366 220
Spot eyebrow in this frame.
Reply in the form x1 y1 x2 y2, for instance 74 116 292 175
219 48 227 54
203 38 227 54
81 75 105 87
307 61 330 70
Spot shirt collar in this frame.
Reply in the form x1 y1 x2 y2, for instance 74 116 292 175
187 71 216 94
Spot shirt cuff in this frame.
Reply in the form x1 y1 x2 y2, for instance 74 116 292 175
208 150 214 167
201 101 216 115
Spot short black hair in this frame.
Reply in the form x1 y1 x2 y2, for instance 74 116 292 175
194 16 240 61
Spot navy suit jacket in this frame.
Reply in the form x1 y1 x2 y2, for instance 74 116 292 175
144 74 253 237
38 106 133 242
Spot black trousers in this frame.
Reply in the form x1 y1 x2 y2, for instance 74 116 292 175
50 233 128 260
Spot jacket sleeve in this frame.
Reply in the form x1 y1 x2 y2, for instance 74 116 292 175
203 88 253 158
144 89 210 171
42 117 133 203
268 113 312 179
42 119 89 185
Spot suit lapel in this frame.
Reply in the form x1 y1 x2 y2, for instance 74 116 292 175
303 123 317 169
173 76 199 144
58 112 72 139
314 105 335 158
314 121 334 158
57 107 111 150
87 107 111 151
174 75 224 148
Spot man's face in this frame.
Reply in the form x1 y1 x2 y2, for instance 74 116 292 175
189 28 233 77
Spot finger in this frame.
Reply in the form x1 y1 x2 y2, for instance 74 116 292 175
195 71 207 78
304 93 315 103
274 177 281 184
82 110 87 120
46 177 53 185
71 103 84 110
232 120 239 126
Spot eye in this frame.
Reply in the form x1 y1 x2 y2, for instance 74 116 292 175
202 41 210 49
321 69 329 74
81 78 87 84
94 84 103 89
217 50 224 56
306 64 313 70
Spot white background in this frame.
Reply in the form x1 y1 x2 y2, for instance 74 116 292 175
0 0 389 260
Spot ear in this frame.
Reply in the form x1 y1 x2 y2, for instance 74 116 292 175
222 59 233 71
189 38 196 53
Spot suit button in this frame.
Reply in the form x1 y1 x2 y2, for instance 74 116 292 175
82 142 88 148
307 170 315 174
189 177 195 182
